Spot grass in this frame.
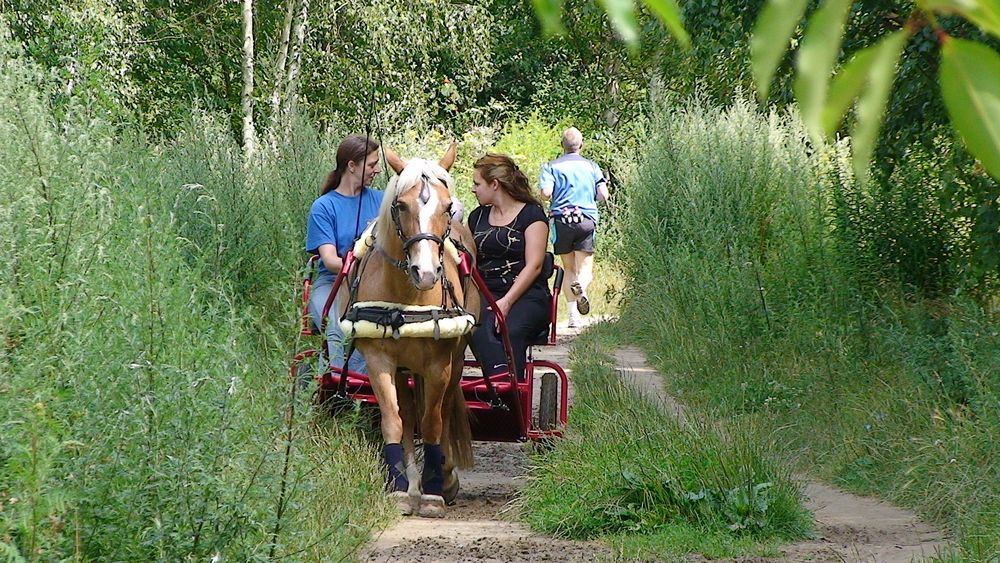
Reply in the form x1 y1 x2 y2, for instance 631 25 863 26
519 98 999 560
0 36 394 559
610 98 1000 560
518 323 812 559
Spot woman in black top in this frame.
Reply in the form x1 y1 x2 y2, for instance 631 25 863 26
468 153 551 379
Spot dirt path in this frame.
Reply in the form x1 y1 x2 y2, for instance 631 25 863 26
361 331 951 562
615 346 952 562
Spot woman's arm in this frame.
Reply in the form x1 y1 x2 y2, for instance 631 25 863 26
317 243 343 274
493 220 548 319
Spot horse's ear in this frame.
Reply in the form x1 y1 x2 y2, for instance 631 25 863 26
384 147 407 175
438 142 458 172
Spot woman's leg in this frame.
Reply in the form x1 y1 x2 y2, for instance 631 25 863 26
504 293 551 379
308 274 368 375
469 303 508 376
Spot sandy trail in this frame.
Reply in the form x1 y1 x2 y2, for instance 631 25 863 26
362 328 950 562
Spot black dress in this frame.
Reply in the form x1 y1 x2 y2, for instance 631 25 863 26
468 203 551 378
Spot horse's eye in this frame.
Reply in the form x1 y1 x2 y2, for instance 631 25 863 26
394 201 408 214
444 202 453 215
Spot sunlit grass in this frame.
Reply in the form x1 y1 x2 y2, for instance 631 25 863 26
518 324 811 559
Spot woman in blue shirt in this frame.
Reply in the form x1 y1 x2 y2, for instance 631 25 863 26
306 135 385 375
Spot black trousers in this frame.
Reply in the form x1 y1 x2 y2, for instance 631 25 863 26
470 287 550 379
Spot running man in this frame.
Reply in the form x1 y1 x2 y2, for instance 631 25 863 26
539 127 609 327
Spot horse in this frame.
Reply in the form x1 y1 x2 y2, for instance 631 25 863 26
339 143 479 517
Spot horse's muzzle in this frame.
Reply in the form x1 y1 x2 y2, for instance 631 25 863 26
409 264 442 290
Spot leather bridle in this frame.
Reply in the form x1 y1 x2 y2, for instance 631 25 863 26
380 173 453 272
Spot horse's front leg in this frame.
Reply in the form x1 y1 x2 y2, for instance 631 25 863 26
364 350 412 515
416 355 452 518
395 369 421 498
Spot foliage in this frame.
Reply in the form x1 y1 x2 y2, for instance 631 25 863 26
303 0 497 132
530 0 689 48
751 0 1000 185
518 327 810 555
0 31 391 559
618 98 1000 559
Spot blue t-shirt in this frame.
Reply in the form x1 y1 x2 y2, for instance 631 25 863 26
539 153 606 223
305 188 385 275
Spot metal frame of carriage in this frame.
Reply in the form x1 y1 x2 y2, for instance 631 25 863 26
288 249 569 442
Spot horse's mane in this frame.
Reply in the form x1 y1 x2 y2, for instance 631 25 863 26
375 158 455 243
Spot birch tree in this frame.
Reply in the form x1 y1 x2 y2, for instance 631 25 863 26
280 0 309 137
241 0 257 155
269 0 296 137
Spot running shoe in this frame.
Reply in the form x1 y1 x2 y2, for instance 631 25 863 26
570 282 590 315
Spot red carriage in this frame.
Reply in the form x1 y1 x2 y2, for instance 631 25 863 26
289 248 569 442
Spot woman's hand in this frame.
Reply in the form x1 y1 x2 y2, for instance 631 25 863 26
493 296 512 333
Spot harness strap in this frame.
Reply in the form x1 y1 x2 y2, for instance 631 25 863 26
376 245 407 270
344 303 474 340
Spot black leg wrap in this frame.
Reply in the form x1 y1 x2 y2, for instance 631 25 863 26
422 443 445 496
384 443 408 492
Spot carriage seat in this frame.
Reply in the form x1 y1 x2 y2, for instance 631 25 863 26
526 253 563 347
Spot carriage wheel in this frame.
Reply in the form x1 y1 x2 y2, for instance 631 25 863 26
538 372 559 431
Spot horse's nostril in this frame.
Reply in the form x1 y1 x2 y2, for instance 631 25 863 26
409 265 421 279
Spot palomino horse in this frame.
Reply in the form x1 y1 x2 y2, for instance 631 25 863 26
340 144 478 517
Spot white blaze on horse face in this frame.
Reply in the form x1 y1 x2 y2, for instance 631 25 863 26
412 184 440 282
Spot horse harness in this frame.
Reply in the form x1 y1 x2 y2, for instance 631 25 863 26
342 173 473 341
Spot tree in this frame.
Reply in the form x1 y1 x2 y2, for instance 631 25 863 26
241 0 257 155
531 0 1000 184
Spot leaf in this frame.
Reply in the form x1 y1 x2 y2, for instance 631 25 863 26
794 0 853 140
599 0 640 45
851 31 908 184
641 0 690 48
531 0 566 36
821 44 880 136
921 0 1000 42
750 0 809 101
940 38 1000 181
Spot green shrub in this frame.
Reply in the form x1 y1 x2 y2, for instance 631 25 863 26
0 30 390 559
614 97 1000 559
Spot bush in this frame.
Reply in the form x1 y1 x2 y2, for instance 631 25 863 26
614 97 1000 559
0 31 390 559
519 329 810 555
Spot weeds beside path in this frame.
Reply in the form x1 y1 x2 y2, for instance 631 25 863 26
613 345 951 562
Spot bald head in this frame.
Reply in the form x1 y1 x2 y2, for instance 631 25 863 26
561 127 583 153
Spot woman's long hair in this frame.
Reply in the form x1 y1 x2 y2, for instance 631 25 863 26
320 135 381 195
474 153 541 206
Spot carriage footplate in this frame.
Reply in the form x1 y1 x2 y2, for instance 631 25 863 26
487 391 510 411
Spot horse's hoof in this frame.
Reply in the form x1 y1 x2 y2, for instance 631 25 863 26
389 491 414 516
417 494 446 518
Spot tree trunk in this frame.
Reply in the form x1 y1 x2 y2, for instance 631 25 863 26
241 0 257 155
270 0 296 133
281 0 309 133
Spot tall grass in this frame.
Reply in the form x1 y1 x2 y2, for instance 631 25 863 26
617 98 1000 559
519 327 811 559
0 30 391 559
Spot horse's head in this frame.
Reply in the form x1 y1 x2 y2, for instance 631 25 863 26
381 144 458 290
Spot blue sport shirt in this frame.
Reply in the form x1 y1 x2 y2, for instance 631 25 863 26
539 153 606 223
305 188 385 275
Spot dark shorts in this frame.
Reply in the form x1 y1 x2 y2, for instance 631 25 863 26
550 216 596 255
